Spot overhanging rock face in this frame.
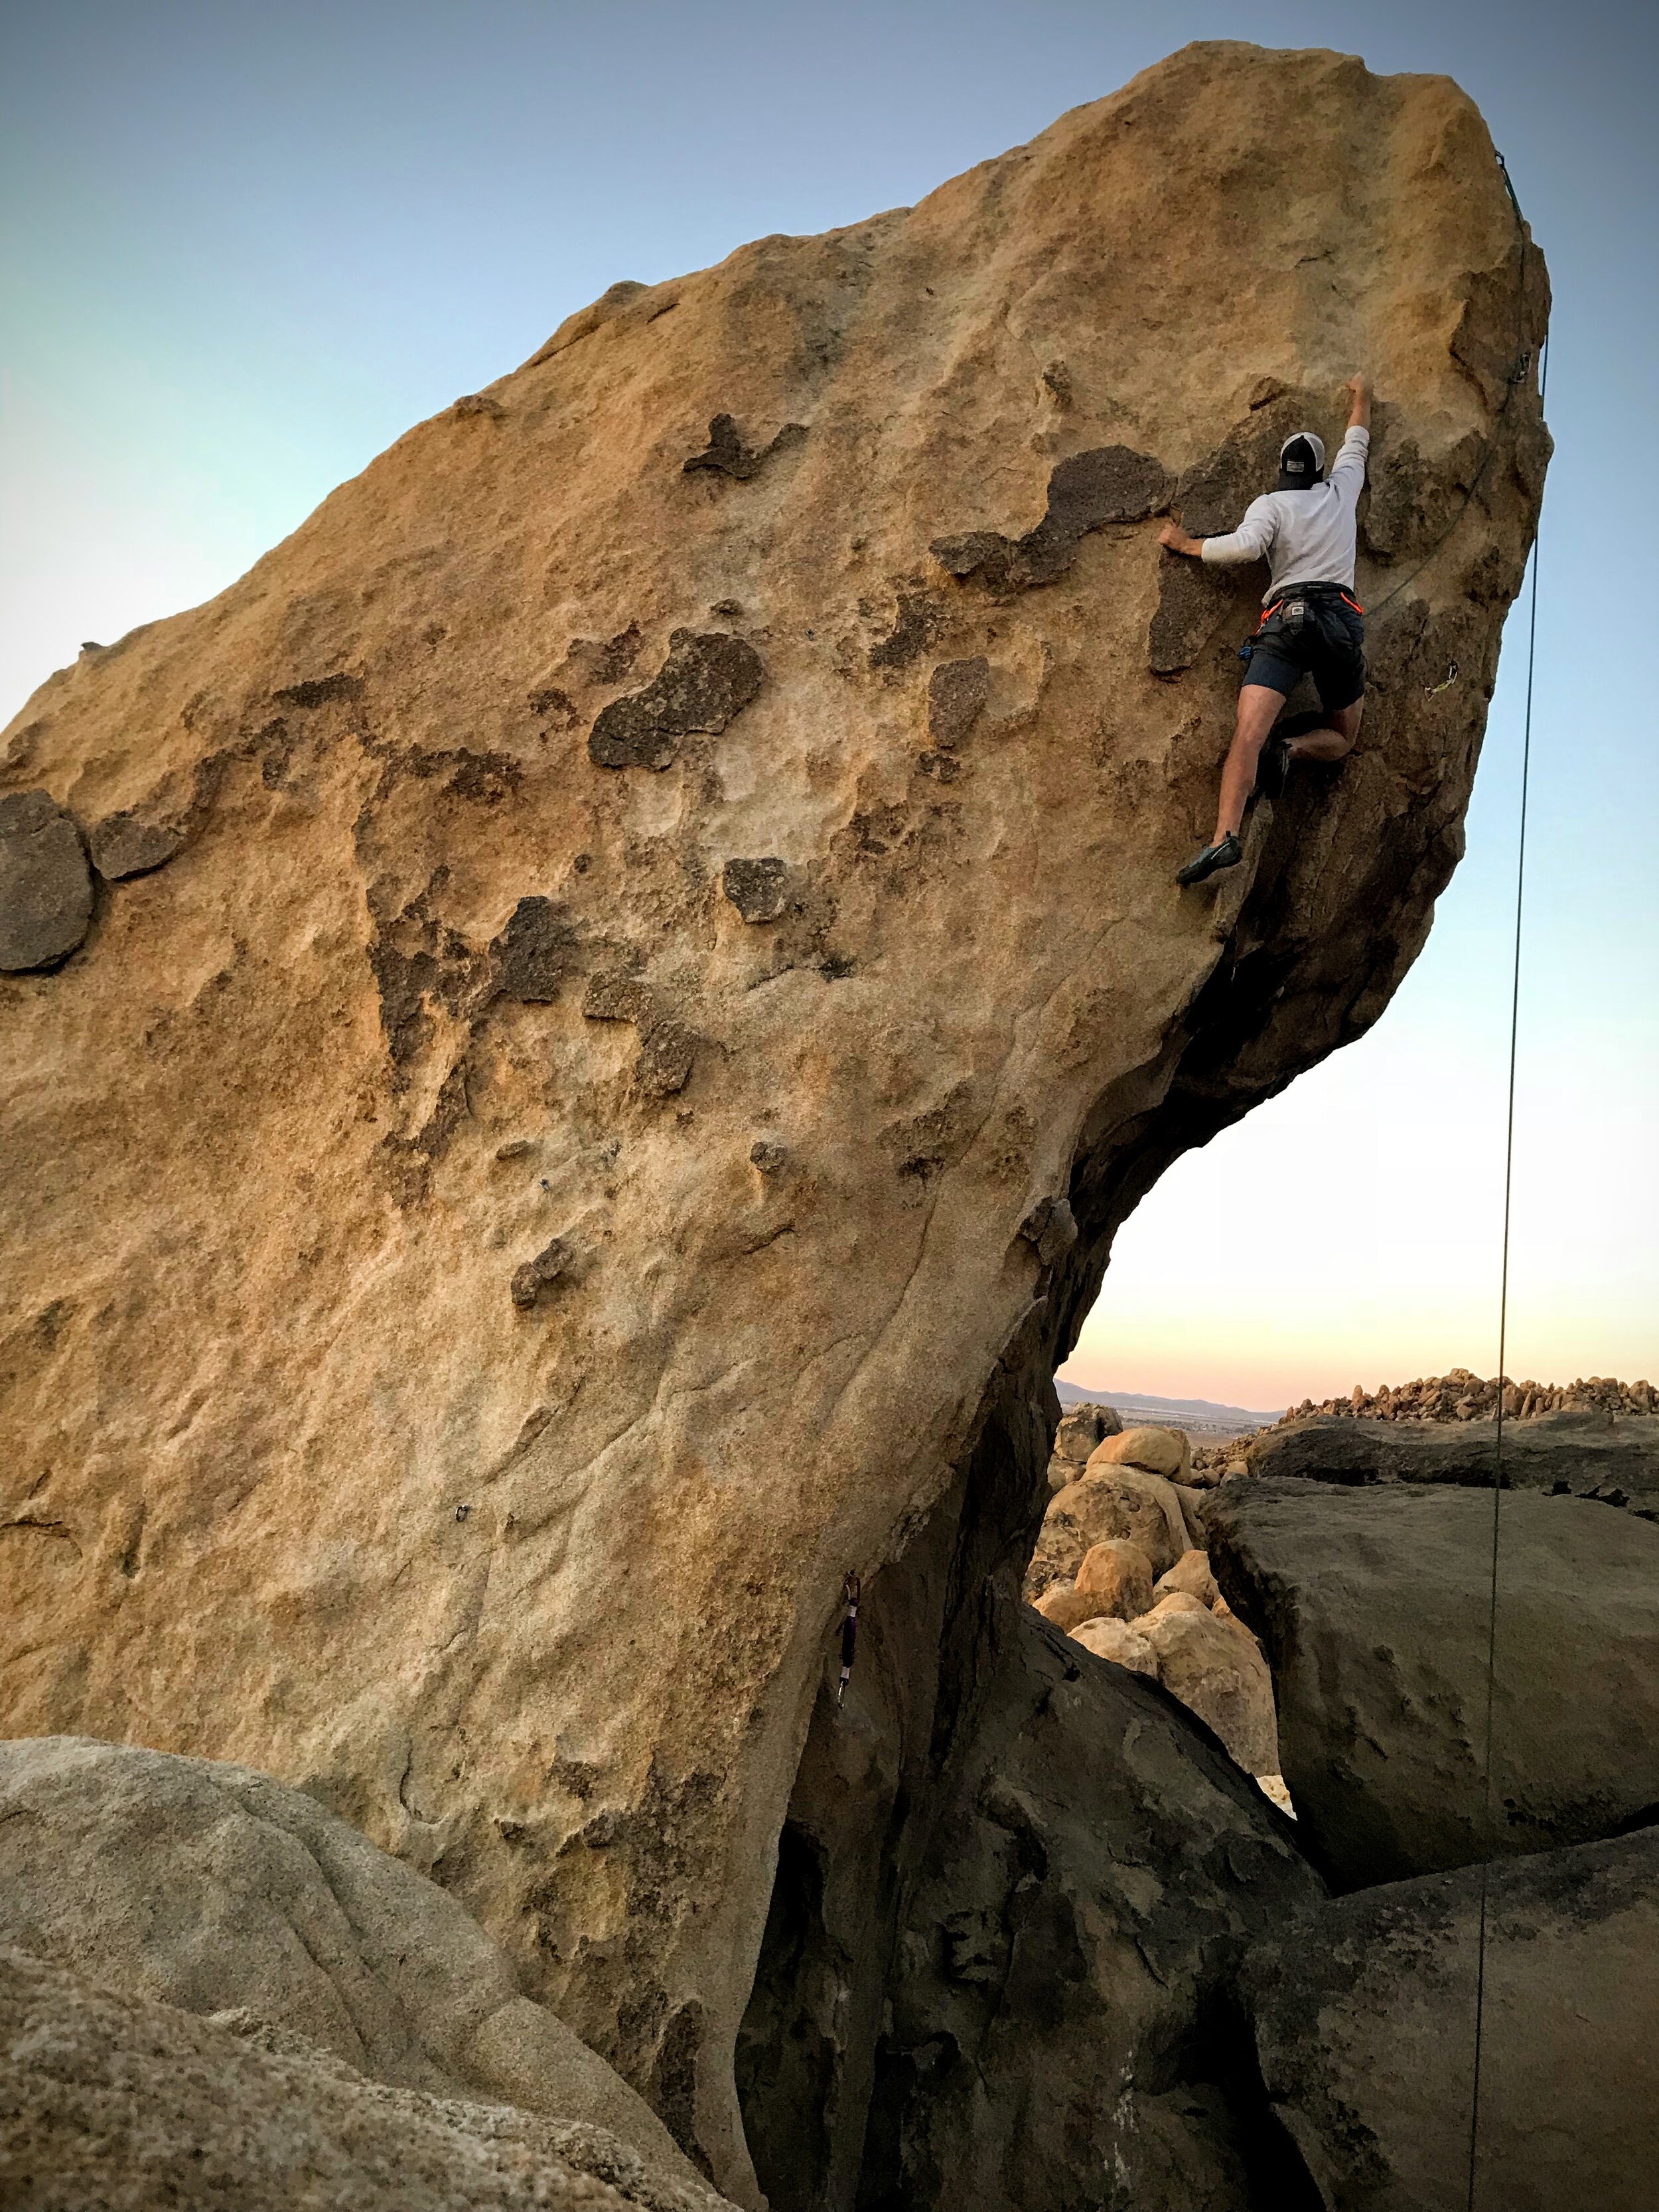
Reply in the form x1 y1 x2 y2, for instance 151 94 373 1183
0 40 1546 2200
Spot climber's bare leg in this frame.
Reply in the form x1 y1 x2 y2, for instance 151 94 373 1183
1213 683 1286 842
1288 697 1363 763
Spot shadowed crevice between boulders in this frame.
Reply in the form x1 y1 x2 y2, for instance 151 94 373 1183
735 1355 1323 2212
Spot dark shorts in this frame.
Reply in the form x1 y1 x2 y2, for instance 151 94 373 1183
1243 591 1366 713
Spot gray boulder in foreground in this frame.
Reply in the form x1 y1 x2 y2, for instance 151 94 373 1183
1244 1826 1659 2212
1204 1481 1659 1888
0 1941 733 2212
1245 1410 1659 1519
0 1737 712 2199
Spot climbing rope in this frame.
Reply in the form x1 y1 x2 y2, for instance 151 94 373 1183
1464 300 1550 2212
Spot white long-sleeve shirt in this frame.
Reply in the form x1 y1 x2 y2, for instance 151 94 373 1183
1199 426 1370 602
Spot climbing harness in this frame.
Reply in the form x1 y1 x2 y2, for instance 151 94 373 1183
1465 154 1548 2212
1238 583 1364 664
836 1572 861 1706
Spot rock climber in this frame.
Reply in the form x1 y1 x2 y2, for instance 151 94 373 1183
1159 374 1372 886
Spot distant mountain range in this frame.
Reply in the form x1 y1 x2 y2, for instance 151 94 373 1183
1055 1379 1284 1437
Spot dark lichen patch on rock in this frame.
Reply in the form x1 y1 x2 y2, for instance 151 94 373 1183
364 872 492 1071
634 1021 695 1096
490 895 575 1001
589 631 764 771
527 686 576 729
583 970 696 1096
1360 431 1482 564
721 857 787 923
510 1237 570 1309
0 789 94 973
867 589 944 672
926 657 989 748
88 812 184 882
683 413 807 482
273 672 362 710
916 751 960 782
1149 557 1239 676
415 749 524 804
411 1060 470 1161
563 625 644 690
583 971 654 1028
931 446 1173 595
1173 394 1324 536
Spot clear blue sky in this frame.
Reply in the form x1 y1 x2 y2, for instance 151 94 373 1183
4 0 1654 1408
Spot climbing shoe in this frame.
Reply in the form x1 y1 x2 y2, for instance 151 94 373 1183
1255 733 1291 801
1175 832 1242 886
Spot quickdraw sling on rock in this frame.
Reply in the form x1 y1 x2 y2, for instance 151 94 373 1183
837 1572 860 1706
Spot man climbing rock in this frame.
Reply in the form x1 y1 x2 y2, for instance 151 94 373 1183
1161 374 1372 885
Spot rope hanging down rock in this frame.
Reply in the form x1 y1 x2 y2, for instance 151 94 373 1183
1465 153 1550 2212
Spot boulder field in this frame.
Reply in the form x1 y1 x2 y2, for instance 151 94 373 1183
1 39 1550 2207
1246 1404 1659 1516
1025 1420 1282 1782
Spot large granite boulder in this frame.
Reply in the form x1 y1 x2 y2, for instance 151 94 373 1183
0 1943 735 2212
1205 1480 1659 1887
1029 1466 1192 1586
1245 1409 1659 1518
739 1598 1322 2212
0 42 1546 2193
1092 1424 1192 1480
0 1736 703 2191
1244 1827 1659 2211
1135 1601 1280 1777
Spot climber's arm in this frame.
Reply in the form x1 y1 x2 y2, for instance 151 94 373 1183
1159 495 1276 567
1329 377 1373 508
